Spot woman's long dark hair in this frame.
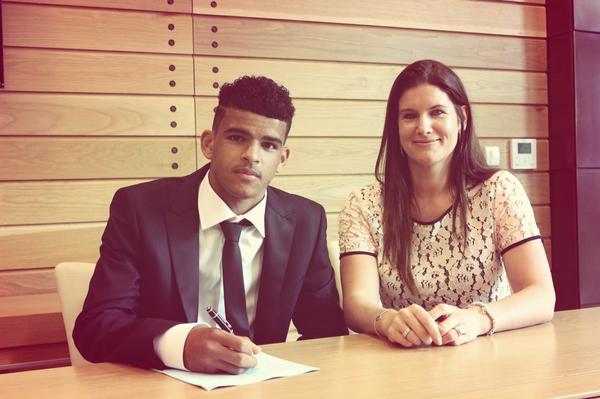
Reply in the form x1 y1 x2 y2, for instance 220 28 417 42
375 60 497 294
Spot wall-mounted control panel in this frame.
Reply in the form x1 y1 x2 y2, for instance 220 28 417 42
510 139 537 170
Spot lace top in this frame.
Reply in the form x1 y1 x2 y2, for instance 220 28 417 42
338 171 541 310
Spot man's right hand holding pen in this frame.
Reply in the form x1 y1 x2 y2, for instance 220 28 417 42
182 307 261 374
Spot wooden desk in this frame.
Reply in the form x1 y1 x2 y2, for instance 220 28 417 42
2 307 600 398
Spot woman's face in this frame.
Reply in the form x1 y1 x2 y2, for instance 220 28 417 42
397 84 463 173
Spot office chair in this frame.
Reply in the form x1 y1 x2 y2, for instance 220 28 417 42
54 262 95 365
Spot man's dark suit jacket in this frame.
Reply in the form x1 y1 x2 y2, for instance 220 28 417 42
73 164 348 369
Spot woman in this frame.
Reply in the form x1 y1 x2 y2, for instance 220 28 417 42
339 60 555 347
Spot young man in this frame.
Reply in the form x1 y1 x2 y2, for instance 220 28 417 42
73 76 347 374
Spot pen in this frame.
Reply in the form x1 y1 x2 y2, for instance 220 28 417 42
206 306 234 333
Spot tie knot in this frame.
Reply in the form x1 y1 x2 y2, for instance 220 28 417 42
220 220 250 242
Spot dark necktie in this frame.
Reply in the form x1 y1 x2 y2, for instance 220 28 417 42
220 220 250 337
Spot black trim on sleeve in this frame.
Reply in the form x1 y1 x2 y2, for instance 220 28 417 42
339 251 377 260
500 235 542 256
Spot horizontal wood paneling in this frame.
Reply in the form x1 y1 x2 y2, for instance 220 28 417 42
0 172 548 226
194 15 546 71
0 135 547 184
195 98 549 138
196 57 548 104
1 94 548 138
192 0 546 37
0 138 196 181
0 294 65 349
274 173 550 209
5 0 192 13
4 3 193 54
283 138 549 175
196 136 549 174
0 177 384 227
282 138 378 176
471 104 548 138
515 172 549 204
0 342 69 373
325 213 340 242
3 48 193 95
193 140 547 182
0 205 551 288
0 293 60 317
0 223 103 271
0 204 551 273
0 269 56 297
534 205 550 238
0 180 136 225
0 93 195 136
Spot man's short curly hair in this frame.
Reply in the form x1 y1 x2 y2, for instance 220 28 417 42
212 75 295 138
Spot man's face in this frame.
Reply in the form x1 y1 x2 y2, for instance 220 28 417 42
201 107 290 214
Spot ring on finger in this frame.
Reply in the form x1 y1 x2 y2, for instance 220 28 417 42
453 325 464 336
401 327 411 338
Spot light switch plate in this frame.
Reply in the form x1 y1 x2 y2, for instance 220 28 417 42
484 146 501 166
510 139 537 169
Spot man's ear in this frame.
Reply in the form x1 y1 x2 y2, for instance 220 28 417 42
200 129 215 159
277 147 291 173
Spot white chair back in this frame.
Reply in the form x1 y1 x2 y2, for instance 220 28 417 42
54 262 95 365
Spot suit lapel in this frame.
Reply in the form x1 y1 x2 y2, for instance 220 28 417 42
166 165 209 323
254 188 295 337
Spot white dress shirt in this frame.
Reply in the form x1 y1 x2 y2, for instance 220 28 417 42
153 172 266 370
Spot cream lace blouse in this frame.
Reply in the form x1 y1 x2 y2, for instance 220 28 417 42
338 171 541 310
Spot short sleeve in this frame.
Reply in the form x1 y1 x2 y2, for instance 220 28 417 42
492 171 541 253
338 186 380 255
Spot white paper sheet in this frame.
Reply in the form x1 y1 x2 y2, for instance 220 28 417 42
156 352 319 391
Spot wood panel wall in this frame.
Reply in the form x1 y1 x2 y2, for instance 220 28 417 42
0 0 549 371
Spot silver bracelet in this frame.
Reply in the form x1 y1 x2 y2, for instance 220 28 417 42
373 309 392 340
470 301 496 336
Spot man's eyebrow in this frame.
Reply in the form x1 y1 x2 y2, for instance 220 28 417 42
261 135 283 146
223 128 283 145
223 127 251 135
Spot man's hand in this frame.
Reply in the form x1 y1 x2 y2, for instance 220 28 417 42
183 326 261 374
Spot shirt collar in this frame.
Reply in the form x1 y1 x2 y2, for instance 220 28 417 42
198 171 266 237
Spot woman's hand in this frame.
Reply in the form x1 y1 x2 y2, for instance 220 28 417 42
378 304 443 347
428 304 487 346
